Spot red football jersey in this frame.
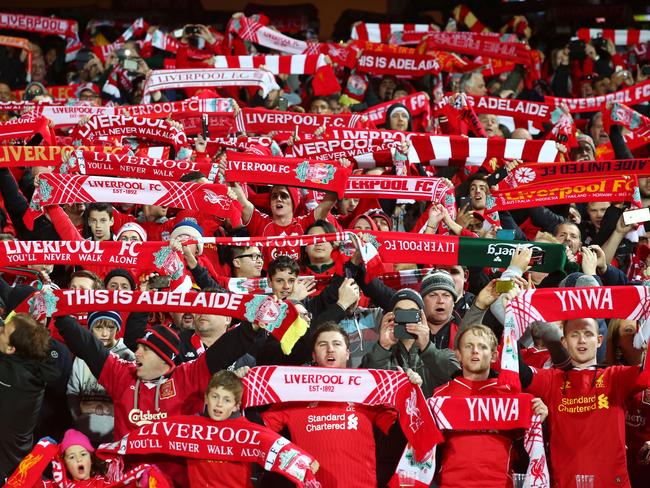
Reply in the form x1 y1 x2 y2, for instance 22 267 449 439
433 377 516 488
526 366 647 488
262 401 396 488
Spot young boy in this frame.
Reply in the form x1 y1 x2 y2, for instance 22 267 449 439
188 371 319 488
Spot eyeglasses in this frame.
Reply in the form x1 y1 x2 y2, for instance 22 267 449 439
237 253 263 262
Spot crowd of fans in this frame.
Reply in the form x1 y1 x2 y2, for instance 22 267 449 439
0 3 649 488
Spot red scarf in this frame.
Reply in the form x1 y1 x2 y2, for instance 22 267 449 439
124 97 236 118
143 68 280 99
67 150 218 181
420 32 531 65
345 175 453 201
609 102 650 138
504 159 650 187
235 107 368 134
462 94 552 124
96 415 317 486
226 152 350 198
577 28 650 46
356 49 440 77
0 35 32 75
489 175 638 211
18 289 308 354
287 137 397 161
351 23 436 43
0 12 81 61
407 134 559 164
71 115 188 151
0 145 126 166
0 113 54 144
545 79 650 113
25 173 241 229
241 365 442 460
0 240 185 275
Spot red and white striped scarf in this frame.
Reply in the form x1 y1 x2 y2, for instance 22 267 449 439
351 22 436 43
577 28 650 46
0 12 81 61
213 53 327 74
143 68 280 98
345 175 453 202
407 135 559 164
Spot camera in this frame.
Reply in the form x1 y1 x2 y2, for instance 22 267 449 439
393 309 420 340
568 39 586 60
184 25 201 36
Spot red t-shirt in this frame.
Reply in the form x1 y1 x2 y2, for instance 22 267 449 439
187 458 252 488
262 401 396 488
526 366 648 488
433 377 516 488
246 209 315 263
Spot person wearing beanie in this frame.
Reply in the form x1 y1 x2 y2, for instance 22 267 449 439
358 267 461 362
115 222 147 242
52 309 265 485
56 429 109 484
104 269 137 291
67 311 134 444
170 218 204 256
384 103 412 132
230 180 338 263
362 287 459 397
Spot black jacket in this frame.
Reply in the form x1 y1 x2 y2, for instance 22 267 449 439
0 350 60 481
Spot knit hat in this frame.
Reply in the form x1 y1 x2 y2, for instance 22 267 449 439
575 133 595 153
137 325 180 369
75 82 100 98
60 429 94 455
116 222 147 242
170 218 204 255
104 268 136 291
420 269 458 301
389 288 425 311
385 103 413 131
88 311 122 331
559 272 600 288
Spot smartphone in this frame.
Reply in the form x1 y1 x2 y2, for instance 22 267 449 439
496 229 516 240
201 114 209 139
623 207 650 225
457 195 471 210
173 28 184 38
184 25 201 36
148 275 172 289
495 279 515 294
278 97 288 111
123 58 139 72
393 309 420 339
